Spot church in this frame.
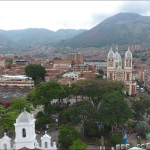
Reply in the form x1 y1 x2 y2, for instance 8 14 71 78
0 109 57 150
107 46 136 96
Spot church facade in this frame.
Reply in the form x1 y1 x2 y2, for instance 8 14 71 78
0 109 57 150
107 47 136 96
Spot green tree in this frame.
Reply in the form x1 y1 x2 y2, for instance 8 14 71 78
28 82 68 123
53 57 62 60
69 139 87 150
98 91 132 132
7 97 33 114
130 93 146 122
0 106 4 132
58 125 81 149
69 100 97 138
2 110 19 132
34 76 41 86
110 133 122 145
5 58 13 69
71 79 125 110
95 69 104 78
0 105 19 132
135 121 150 134
25 64 46 81
84 120 99 138
36 111 52 124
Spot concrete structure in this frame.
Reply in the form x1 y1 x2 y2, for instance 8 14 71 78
0 109 57 150
107 46 136 96
5 54 14 59
67 53 84 64
84 60 107 71
15 60 29 66
0 59 5 68
0 75 34 88
53 60 72 71
62 72 80 81
73 64 88 74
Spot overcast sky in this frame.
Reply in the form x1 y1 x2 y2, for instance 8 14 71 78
0 1 150 31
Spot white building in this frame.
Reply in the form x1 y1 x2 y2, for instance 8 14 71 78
107 46 136 96
62 72 80 81
0 75 34 88
0 108 57 150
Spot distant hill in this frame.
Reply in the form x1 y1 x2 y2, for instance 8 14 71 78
0 28 87 53
60 13 150 48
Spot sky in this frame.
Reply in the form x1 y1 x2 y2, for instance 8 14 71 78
0 1 150 31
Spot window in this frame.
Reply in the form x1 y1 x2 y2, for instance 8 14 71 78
4 144 7 150
45 142 48 148
127 73 130 81
22 128 26 137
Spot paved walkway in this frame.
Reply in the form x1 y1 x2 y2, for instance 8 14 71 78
127 133 149 146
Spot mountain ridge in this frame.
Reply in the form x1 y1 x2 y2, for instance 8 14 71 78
0 28 87 53
59 12 150 48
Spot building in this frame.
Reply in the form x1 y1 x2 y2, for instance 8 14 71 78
107 47 136 96
5 54 14 59
63 72 81 81
15 60 29 65
67 53 84 64
0 109 57 150
0 75 34 88
72 64 88 74
58 77 73 87
53 60 72 71
84 60 107 71
0 58 5 68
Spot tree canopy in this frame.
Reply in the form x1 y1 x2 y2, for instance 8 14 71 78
130 93 147 122
58 125 81 149
69 100 97 138
5 58 13 69
0 97 32 132
70 79 125 110
27 82 69 124
24 64 46 81
7 97 33 114
69 139 87 150
135 121 150 134
98 90 132 131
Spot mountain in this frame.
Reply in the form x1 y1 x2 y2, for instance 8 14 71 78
62 13 150 48
0 28 87 53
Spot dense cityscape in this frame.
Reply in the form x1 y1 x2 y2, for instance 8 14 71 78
1 1 150 150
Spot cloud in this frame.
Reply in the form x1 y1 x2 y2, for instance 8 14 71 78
0 1 150 31
90 13 113 27
118 1 150 16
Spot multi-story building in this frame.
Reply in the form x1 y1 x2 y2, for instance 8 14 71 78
0 75 34 88
67 53 84 64
73 64 88 74
84 60 107 71
107 47 136 96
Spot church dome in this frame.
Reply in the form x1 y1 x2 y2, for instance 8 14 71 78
114 52 120 61
17 108 34 123
108 47 114 58
125 48 132 58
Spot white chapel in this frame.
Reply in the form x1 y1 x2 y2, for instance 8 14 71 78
0 109 57 150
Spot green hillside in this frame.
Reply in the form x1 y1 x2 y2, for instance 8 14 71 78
64 13 150 48
0 28 87 53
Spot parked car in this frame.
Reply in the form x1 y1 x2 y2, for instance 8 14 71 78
136 85 139 90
